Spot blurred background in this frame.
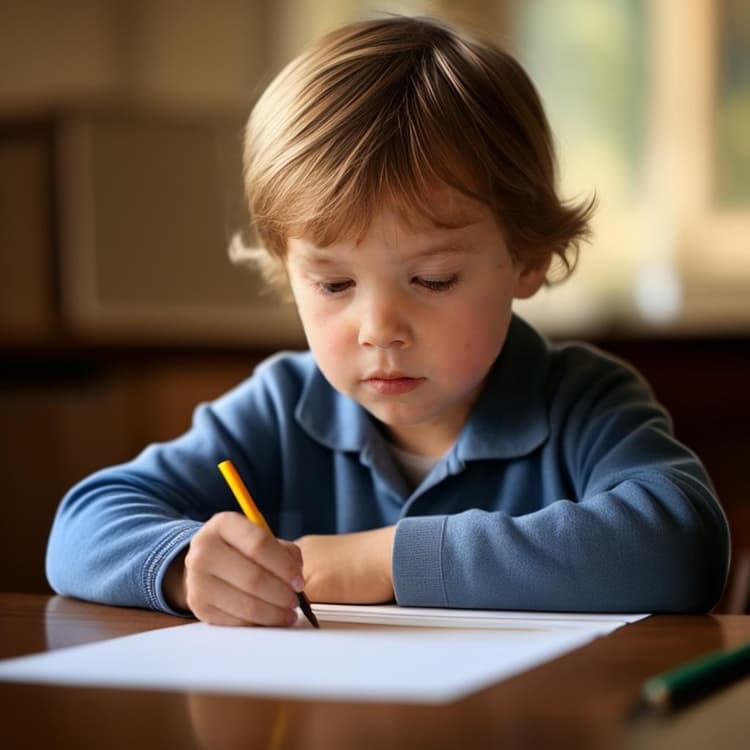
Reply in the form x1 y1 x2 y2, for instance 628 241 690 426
1 0 749 610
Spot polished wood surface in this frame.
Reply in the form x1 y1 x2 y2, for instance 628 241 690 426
1 594 750 749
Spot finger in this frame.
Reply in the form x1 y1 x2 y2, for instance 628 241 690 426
187 539 299 610
196 605 247 627
218 513 303 588
188 572 298 627
279 540 304 569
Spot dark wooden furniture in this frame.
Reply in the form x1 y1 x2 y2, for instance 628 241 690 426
2 594 750 749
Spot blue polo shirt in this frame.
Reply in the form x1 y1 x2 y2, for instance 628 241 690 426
46 316 730 614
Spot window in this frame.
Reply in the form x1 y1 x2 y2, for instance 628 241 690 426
508 0 750 335
267 0 750 336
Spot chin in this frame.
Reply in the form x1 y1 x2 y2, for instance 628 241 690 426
366 403 433 428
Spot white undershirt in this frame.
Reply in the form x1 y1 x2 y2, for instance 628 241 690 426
389 443 441 491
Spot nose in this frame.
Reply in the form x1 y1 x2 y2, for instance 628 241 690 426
357 292 412 350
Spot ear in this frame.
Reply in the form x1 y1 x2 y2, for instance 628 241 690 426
513 256 550 300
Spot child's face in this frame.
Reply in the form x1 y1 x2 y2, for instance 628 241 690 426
285 190 545 457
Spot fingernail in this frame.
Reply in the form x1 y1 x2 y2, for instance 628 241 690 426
290 575 305 593
286 610 298 626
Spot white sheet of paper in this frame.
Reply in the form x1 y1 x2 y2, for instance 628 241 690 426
0 606 648 704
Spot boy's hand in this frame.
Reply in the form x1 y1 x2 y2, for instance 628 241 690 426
294 526 396 604
163 512 304 627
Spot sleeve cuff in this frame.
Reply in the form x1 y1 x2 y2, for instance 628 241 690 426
145 523 201 616
392 515 448 606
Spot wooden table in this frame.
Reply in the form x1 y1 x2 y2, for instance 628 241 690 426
1 594 750 749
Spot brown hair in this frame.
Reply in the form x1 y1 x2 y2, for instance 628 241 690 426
238 15 595 287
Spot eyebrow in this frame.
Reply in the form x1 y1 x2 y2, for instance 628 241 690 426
292 251 344 268
294 241 473 265
408 242 473 259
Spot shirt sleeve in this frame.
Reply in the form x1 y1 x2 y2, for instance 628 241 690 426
392 350 730 613
45 358 289 615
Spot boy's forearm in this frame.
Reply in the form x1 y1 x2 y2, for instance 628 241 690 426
295 525 396 604
392 476 729 613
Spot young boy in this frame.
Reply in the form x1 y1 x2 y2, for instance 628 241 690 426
46 16 729 626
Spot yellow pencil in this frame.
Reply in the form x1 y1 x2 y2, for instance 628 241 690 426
218 459 320 629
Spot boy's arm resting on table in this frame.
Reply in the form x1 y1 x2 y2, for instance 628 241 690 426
45 470 202 617
393 474 726 613
392 355 731 614
44 445 225 616
45 364 288 617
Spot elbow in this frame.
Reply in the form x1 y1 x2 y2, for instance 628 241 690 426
644 475 731 613
652 518 731 614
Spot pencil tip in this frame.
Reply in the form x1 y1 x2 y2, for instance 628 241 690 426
297 593 320 629
305 606 320 629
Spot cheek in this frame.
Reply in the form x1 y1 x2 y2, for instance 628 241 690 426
298 306 354 375
431 302 511 381
308 325 348 362
293 291 337 346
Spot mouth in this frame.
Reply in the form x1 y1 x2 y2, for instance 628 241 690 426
363 372 425 395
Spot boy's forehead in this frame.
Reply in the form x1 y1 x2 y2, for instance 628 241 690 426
288 212 491 262
374 199 487 242
290 184 491 252
398 183 489 227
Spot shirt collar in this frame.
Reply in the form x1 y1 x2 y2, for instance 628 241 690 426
455 315 550 460
295 314 550 460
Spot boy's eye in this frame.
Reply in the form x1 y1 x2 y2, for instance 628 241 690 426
319 279 354 295
414 275 459 292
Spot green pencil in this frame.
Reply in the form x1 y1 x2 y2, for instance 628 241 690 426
642 641 750 709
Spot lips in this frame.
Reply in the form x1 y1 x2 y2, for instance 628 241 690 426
363 372 425 395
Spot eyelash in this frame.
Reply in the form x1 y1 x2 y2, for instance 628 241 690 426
318 280 354 295
316 275 459 296
416 275 459 292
